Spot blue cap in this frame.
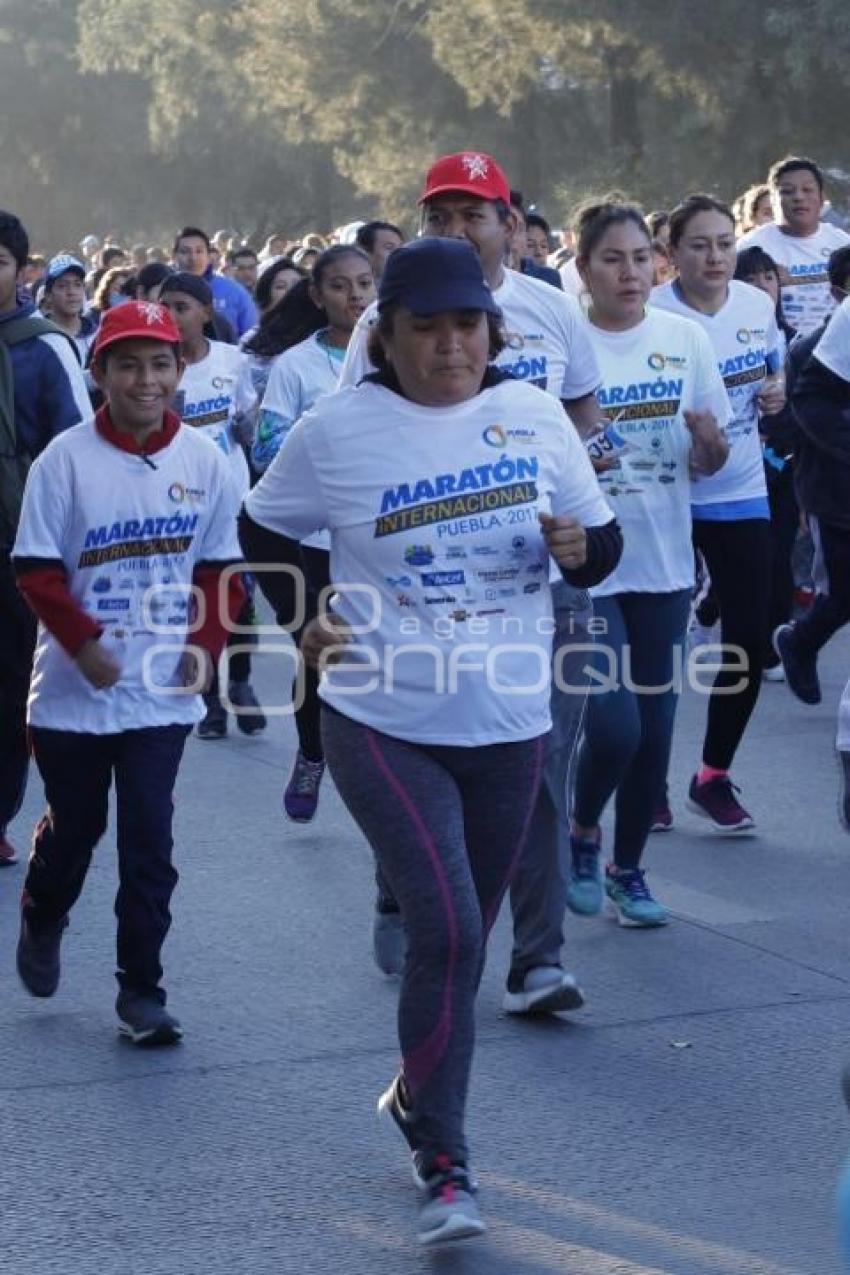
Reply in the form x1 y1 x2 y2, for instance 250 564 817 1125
46 254 86 285
377 237 501 317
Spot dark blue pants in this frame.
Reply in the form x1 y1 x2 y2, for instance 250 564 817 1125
573 590 691 870
0 554 36 835
24 724 191 1002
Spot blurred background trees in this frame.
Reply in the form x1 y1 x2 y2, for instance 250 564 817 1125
3 0 848 248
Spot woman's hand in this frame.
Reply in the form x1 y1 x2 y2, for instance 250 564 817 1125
757 373 787 417
539 512 587 572
685 409 729 477
75 638 122 689
300 612 353 671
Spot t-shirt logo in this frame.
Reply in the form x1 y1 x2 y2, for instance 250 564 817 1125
462 153 490 182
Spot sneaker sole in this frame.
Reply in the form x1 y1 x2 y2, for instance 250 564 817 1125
118 1022 183 1047
0 855 19 866
606 900 668 928
502 980 585 1015
419 1214 487 1246
283 811 318 823
685 798 756 835
649 822 673 834
836 748 850 834
377 1084 426 1189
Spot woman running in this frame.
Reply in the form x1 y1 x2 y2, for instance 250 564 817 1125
653 195 785 831
565 198 730 926
239 237 620 1244
250 245 376 821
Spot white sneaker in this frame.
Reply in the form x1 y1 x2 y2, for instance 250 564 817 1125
689 620 720 663
762 664 785 682
502 965 584 1015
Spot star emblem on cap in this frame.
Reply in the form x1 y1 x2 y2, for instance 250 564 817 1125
461 153 490 182
139 302 167 325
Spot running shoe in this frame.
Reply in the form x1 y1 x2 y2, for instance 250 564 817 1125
197 693 228 739
565 831 603 916
762 662 785 683
283 751 326 822
418 1157 486 1247
0 834 18 865
686 774 755 833
689 619 720 663
16 912 68 997
228 680 267 735
773 624 821 705
839 749 850 833
116 992 183 1046
502 965 584 1015
377 1073 426 1187
605 866 667 928
650 802 673 832
372 901 407 976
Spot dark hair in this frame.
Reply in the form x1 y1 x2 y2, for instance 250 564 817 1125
828 245 850 290
159 271 214 307
100 245 126 270
646 210 669 238
366 307 504 376
226 245 258 266
356 220 404 253
244 246 369 359
573 194 649 261
253 257 303 313
0 211 30 269
136 261 173 294
668 194 734 248
768 155 824 194
526 212 551 237
651 239 670 260
509 189 526 216
173 225 211 253
742 183 771 227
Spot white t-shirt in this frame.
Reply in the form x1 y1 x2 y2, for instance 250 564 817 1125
176 340 256 496
253 332 344 471
246 379 612 746
651 280 777 514
737 221 850 336
559 256 584 300
14 420 242 733
583 308 733 596
338 268 600 403
813 295 850 381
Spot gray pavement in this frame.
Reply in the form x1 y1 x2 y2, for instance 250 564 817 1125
3 631 850 1275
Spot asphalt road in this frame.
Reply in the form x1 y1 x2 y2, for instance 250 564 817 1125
3 630 850 1275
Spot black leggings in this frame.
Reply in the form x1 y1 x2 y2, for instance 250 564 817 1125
792 517 850 657
691 518 771 771
292 547 329 761
322 705 543 1171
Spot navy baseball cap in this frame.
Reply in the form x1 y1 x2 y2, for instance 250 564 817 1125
377 237 501 317
45 254 86 286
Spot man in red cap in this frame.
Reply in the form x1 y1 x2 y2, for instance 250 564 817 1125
11 301 244 1045
334 152 605 1017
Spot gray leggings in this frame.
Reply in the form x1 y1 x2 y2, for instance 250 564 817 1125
321 705 544 1171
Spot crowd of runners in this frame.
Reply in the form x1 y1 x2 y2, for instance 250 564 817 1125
2 148 850 1248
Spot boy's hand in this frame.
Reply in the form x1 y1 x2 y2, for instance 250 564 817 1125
75 638 122 689
301 612 353 670
176 647 214 692
538 512 587 571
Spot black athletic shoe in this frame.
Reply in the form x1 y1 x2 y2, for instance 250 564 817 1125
116 992 183 1046
773 624 821 705
16 912 68 998
197 693 228 739
377 1073 425 1186
229 680 267 735
839 749 850 833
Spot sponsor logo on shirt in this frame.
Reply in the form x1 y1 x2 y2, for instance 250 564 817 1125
168 482 207 504
421 570 465 587
482 424 538 448
475 567 519 584
523 582 541 594
386 574 413 588
404 545 435 567
79 514 199 568
92 575 111 593
597 380 683 424
648 353 688 371
96 597 130 611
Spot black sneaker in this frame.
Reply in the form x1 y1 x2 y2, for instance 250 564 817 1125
773 624 821 705
116 992 183 1046
16 912 68 997
229 680 267 735
377 1073 426 1186
197 693 228 739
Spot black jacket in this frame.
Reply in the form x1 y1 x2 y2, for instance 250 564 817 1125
790 336 850 528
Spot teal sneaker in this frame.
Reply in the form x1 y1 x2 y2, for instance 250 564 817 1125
565 832 603 916
605 866 667 928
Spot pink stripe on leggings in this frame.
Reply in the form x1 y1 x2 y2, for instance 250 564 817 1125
365 728 457 1098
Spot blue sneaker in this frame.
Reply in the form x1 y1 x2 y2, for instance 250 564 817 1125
605 867 667 928
565 832 603 916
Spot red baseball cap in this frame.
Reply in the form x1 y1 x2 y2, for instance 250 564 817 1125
419 151 511 205
92 301 180 360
